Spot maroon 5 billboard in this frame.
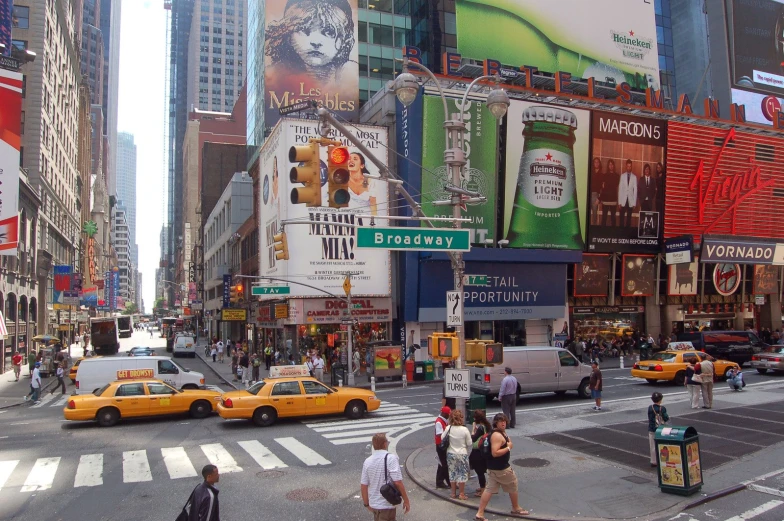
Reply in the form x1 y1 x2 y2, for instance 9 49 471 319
587 112 666 253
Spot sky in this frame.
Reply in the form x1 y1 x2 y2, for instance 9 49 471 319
116 0 167 313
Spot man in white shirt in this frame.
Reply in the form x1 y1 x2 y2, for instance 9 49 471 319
217 340 225 363
360 433 411 520
617 159 638 227
25 362 42 403
313 354 325 381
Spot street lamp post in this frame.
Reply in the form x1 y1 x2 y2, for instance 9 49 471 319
395 60 509 416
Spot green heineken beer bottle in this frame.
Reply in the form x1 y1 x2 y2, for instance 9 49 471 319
505 106 584 250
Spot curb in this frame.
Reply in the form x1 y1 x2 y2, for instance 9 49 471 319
0 378 58 410
682 483 748 509
195 352 238 390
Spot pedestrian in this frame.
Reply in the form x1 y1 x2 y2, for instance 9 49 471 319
684 357 702 409
288 354 295 365
353 348 361 375
252 353 261 382
181 464 221 521
27 350 36 378
498 367 518 429
574 337 584 362
210 344 218 363
469 410 491 497
445 409 473 501
217 340 225 363
231 351 239 382
360 433 411 520
474 413 529 520
12 351 23 381
647 392 669 467
240 351 251 388
434 406 451 489
589 361 603 411
264 344 273 370
313 353 325 381
150 327 153 338
699 356 715 409
726 367 744 391
25 361 42 403
53 361 67 395
366 348 374 377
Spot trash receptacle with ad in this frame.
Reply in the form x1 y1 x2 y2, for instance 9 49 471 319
654 425 702 496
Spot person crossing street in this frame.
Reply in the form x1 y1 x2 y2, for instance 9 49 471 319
498 367 518 428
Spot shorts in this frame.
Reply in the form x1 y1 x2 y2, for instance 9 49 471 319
371 508 396 521
591 390 602 399
485 467 518 494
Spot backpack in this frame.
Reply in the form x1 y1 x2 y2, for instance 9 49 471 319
479 430 496 458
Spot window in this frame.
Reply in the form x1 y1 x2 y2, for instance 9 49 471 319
272 381 302 396
115 383 145 397
302 381 331 395
12 6 29 29
558 351 579 367
12 39 27 51
147 383 176 395
158 360 179 374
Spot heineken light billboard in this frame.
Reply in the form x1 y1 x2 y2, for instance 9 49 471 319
421 95 499 243
455 0 660 90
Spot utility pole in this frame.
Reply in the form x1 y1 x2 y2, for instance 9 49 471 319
345 273 355 386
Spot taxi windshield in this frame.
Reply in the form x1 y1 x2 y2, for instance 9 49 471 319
94 384 111 396
247 381 266 395
650 352 678 362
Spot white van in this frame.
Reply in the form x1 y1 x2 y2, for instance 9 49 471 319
470 346 592 401
75 356 205 395
173 334 196 358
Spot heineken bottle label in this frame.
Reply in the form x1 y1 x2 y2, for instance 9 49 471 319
518 149 575 211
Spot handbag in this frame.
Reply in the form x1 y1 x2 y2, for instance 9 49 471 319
175 491 193 521
691 373 703 383
439 426 451 451
379 454 403 505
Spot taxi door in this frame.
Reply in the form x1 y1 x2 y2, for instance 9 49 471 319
112 383 149 417
269 381 307 417
145 381 184 415
302 380 340 416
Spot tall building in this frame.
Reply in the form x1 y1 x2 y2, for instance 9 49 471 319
80 0 104 107
116 132 138 266
100 0 121 197
111 202 132 304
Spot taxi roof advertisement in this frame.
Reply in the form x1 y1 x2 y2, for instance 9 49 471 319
258 119 391 297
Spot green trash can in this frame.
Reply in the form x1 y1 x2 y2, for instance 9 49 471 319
413 362 426 382
465 393 486 421
423 361 435 381
654 425 702 496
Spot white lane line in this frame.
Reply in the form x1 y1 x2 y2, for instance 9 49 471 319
123 450 152 483
723 499 784 521
0 460 20 491
74 454 103 487
324 426 411 439
50 396 69 408
307 412 432 428
161 447 197 479
30 393 56 408
237 440 288 470
9 422 30 426
311 415 433 433
275 437 331 466
747 484 784 498
200 444 243 473
20 457 60 492
330 427 409 445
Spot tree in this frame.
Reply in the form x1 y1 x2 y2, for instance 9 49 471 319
122 303 138 315
154 297 166 310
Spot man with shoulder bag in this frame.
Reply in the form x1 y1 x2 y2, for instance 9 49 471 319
360 433 411 520
177 464 221 521
699 357 715 409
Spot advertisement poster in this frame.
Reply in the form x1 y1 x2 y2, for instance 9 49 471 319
621 254 655 296
659 444 684 487
731 0 784 97
730 89 784 127
259 119 390 297
574 254 610 297
668 257 699 296
455 0 659 90
687 441 702 486
0 0 10 56
264 0 359 130
374 347 402 371
587 112 666 253
754 264 778 294
502 101 590 250
0 68 22 255
421 95 499 244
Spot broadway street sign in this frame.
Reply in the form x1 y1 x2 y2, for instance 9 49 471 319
356 227 470 252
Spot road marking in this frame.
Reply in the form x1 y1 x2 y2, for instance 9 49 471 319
74 454 103 487
161 447 198 479
747 484 784 498
9 422 30 426
122 450 152 483
30 393 56 408
50 396 69 408
200 444 243 473
724 499 783 521
21 457 60 492
310 414 433 433
0 460 19 491
237 440 288 470
275 437 331 466
323 426 409 440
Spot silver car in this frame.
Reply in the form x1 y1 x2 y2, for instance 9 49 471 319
750 346 784 374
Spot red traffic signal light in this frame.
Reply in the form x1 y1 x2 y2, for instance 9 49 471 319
235 283 243 292
327 145 351 208
329 146 349 165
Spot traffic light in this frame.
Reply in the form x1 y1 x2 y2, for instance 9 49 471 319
289 140 322 207
327 145 350 208
229 283 244 306
428 333 458 358
273 231 289 260
466 340 504 366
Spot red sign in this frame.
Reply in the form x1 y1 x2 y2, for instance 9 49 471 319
664 123 784 239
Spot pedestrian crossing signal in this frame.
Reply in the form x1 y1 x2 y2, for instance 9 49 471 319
428 333 458 358
465 340 503 366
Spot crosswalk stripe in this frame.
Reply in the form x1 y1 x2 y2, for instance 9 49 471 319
161 447 197 479
200 444 243 473
74 454 103 487
237 440 288 470
0 461 19 491
330 427 410 445
50 396 68 408
21 457 60 492
370 409 428 417
724 500 784 521
30 393 56 408
123 450 152 483
311 415 433 433
323 426 410 439
275 438 331 466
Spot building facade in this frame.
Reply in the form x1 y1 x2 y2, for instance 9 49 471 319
111 202 132 306
116 131 137 266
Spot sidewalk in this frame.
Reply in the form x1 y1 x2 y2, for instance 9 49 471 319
404 381 784 521
0 343 82 409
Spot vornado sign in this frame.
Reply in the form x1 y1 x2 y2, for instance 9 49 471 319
700 237 784 265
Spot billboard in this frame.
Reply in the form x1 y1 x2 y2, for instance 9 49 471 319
259 119 390 297
0 0 10 56
420 95 499 243
502 101 590 250
621 254 655 296
753 264 778 294
0 69 22 255
455 0 660 90
574 254 610 297
264 0 359 130
587 112 666 253
730 0 784 97
668 257 699 296
730 89 784 126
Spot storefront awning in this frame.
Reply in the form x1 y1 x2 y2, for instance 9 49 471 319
0 310 7 337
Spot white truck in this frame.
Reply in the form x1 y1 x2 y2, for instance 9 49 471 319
90 317 120 355
116 315 133 338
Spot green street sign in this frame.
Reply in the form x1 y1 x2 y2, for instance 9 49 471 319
251 286 291 296
357 227 471 252
463 275 488 286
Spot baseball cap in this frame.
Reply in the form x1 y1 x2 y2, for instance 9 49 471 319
34 362 41 367
440 406 451 416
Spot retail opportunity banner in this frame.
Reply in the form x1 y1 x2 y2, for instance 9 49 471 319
264 0 359 129
420 95 499 243
259 119 390 297
730 0 784 98
587 112 666 253
455 0 659 90
502 100 590 250
0 68 22 255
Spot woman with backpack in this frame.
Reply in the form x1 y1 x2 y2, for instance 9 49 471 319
469 410 491 497
647 392 669 466
444 409 473 500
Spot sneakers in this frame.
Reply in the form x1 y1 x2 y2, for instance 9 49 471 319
33 401 41 404
597 407 602 411
593 406 602 411
23 395 29 401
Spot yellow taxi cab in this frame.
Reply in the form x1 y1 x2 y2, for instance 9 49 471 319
69 356 102 383
64 378 222 427
631 350 739 385
217 365 381 426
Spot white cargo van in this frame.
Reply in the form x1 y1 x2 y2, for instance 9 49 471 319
75 356 205 394
173 334 196 358
470 346 592 401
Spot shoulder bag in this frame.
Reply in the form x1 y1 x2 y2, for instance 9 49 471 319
379 454 403 505
439 426 451 450
175 490 193 521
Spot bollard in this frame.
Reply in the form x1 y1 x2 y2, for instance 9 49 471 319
400 374 406 389
338 378 343 387
371 376 376 392
620 356 625 369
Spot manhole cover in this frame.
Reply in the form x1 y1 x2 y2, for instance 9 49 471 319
286 488 329 501
621 475 651 484
513 458 550 468
256 470 285 479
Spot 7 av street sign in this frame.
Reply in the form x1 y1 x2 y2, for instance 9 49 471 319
357 227 470 252
251 286 291 296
